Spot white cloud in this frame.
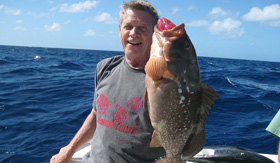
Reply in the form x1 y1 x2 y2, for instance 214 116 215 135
63 20 72 24
264 20 280 27
13 26 26 31
16 20 23 23
163 7 180 17
0 5 21 15
208 18 245 39
243 4 280 21
94 12 118 24
59 0 97 13
243 4 280 27
187 7 244 39
109 30 118 34
187 5 196 11
50 7 57 11
4 7 21 15
170 8 179 15
83 30 95 37
44 22 61 32
209 7 227 16
48 1 55 4
186 20 209 27
28 11 52 18
208 7 238 19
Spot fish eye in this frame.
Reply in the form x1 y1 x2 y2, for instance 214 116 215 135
186 43 191 50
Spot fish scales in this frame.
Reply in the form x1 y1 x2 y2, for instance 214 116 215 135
144 18 219 163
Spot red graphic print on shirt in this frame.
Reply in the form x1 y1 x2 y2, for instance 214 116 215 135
126 97 144 113
96 94 109 115
96 94 143 135
112 101 128 124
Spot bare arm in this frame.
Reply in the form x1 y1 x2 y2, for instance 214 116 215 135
50 108 97 163
278 140 280 162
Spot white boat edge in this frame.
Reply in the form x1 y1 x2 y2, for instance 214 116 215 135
59 143 279 163
260 153 278 163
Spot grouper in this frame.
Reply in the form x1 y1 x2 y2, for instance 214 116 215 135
144 17 219 163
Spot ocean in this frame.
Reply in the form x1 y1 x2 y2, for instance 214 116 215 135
0 45 279 163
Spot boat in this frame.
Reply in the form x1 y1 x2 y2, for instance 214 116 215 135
60 143 278 163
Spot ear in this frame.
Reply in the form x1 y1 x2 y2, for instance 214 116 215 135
119 24 121 39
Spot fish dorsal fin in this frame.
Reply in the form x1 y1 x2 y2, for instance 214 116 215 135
199 82 219 123
181 83 219 158
150 131 163 148
145 57 167 81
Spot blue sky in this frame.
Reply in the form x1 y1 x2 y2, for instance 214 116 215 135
1 0 280 62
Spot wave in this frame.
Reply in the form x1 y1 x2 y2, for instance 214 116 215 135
1 45 280 162
226 77 237 87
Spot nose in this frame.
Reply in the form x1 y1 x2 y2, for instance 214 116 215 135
129 27 140 37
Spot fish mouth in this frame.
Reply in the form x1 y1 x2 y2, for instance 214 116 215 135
152 18 186 62
157 17 176 32
155 17 185 41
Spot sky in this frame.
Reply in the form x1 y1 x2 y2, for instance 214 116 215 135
1 0 280 62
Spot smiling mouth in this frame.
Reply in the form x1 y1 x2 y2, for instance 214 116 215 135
127 40 142 45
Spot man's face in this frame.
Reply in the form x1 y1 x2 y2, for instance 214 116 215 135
119 8 154 65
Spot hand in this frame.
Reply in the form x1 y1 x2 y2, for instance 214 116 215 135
50 147 73 163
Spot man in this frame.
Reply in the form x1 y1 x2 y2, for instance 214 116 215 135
50 1 165 162
266 110 280 162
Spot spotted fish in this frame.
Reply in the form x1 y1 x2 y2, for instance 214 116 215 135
144 17 219 163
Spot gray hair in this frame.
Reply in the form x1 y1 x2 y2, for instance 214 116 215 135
119 0 159 26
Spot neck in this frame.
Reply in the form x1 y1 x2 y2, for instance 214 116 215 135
125 56 149 70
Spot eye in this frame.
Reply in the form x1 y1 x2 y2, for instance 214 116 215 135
124 25 132 30
140 26 148 32
186 43 191 50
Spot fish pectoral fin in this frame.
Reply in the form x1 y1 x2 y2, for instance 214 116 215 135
150 131 163 148
200 82 219 122
162 70 177 81
145 57 167 81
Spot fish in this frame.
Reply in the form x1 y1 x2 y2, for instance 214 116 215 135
144 17 219 163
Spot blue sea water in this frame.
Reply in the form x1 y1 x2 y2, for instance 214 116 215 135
0 45 279 163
